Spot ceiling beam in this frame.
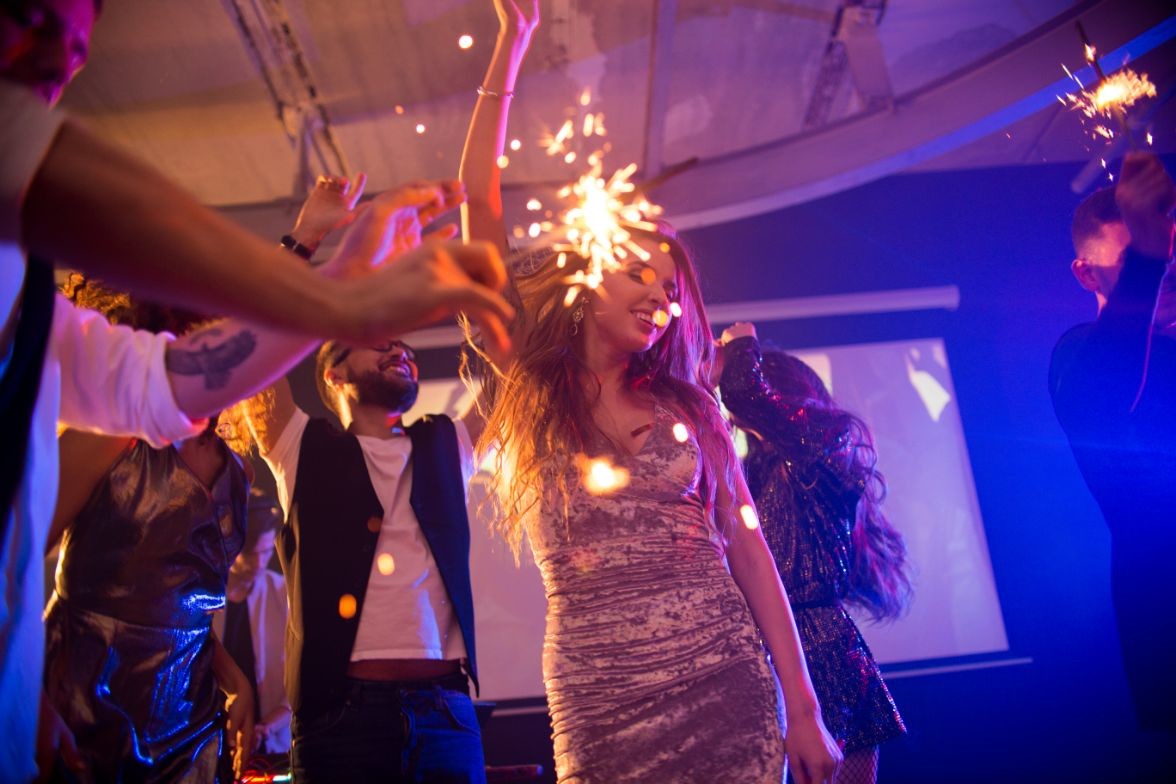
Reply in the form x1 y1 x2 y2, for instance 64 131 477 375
803 0 889 130
221 0 350 189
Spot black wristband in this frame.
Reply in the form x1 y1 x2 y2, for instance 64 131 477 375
279 234 314 260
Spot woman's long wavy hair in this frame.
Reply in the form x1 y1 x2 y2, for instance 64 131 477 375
61 274 256 455
756 350 912 622
464 225 740 558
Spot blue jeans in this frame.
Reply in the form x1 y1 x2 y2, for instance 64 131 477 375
290 675 486 783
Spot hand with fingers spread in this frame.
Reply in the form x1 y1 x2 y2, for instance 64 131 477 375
382 179 468 258
319 180 467 280
290 173 369 256
1116 152 1176 261
339 238 514 358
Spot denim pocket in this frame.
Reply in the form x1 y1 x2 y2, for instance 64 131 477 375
438 692 481 735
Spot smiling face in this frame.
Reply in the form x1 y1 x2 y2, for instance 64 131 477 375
582 239 680 358
326 340 420 416
0 0 94 105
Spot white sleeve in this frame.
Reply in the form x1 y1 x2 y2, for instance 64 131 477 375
261 407 310 516
453 418 476 495
52 295 205 447
0 81 65 242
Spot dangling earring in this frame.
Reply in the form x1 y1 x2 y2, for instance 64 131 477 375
570 299 585 336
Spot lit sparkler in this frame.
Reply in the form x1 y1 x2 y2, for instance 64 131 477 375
1062 67 1156 140
1059 24 1156 144
518 90 667 310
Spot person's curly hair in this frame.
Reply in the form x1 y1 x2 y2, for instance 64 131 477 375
61 273 208 336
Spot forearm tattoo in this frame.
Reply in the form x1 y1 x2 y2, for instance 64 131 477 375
165 327 258 390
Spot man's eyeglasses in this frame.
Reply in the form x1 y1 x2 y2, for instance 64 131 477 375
329 341 416 368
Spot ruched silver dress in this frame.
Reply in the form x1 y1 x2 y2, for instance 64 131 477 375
526 406 786 783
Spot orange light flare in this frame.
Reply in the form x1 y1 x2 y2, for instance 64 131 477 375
739 504 760 530
579 455 631 496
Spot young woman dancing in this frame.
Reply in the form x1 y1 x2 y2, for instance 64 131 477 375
460 3 841 781
718 323 911 784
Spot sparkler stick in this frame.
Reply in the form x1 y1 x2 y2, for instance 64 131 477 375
1075 21 1132 146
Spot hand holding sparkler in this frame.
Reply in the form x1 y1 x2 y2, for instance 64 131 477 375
1062 23 1161 193
1116 152 1176 261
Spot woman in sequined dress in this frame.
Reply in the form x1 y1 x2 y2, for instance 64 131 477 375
460 5 841 782
718 322 911 784
40 281 256 783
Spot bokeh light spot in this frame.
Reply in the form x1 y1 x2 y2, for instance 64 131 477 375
740 504 759 530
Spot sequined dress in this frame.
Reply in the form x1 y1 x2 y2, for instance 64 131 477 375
526 405 785 783
719 337 905 753
44 439 247 783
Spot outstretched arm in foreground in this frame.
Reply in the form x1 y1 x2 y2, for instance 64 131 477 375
21 121 510 346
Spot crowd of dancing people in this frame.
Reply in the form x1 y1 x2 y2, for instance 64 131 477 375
2 0 1173 783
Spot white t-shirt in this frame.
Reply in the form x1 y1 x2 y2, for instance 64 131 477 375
264 408 473 662
213 569 291 753
0 81 204 781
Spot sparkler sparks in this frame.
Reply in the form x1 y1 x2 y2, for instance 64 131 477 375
1062 69 1157 140
518 90 669 315
1059 29 1156 145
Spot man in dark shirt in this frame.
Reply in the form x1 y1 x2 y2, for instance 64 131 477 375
1049 152 1176 733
